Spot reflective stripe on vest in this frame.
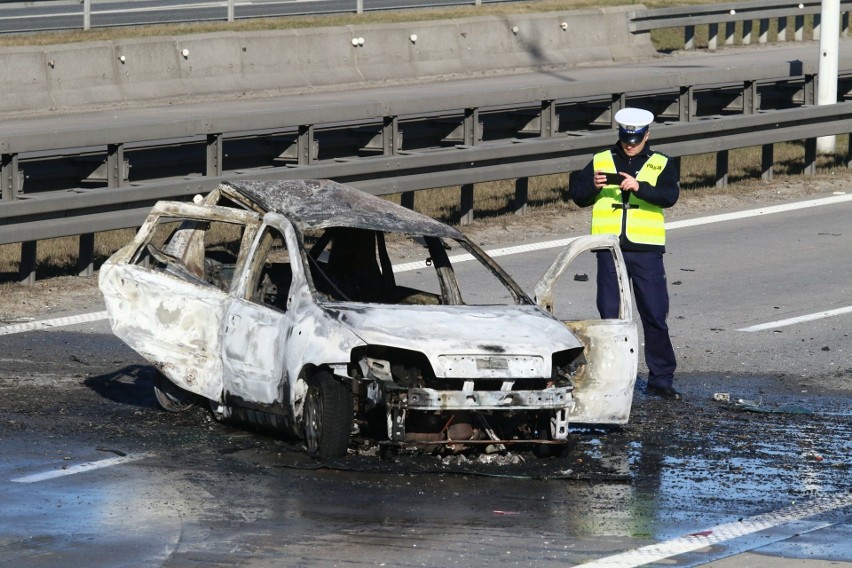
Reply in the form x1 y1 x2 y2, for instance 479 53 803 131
590 150 668 246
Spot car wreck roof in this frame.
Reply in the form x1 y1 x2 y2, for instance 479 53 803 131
220 179 464 238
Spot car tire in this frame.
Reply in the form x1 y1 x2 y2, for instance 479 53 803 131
303 372 353 458
153 371 197 412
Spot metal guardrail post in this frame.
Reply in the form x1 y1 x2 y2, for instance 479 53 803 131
1 153 19 201
778 15 787 41
207 134 223 176
804 75 817 105
795 14 805 41
679 86 695 121
743 81 758 114
814 13 822 40
725 21 736 45
107 144 125 189
759 18 770 43
743 19 753 44
762 144 775 179
83 0 90 31
541 100 556 138
19 241 36 285
298 125 315 165
77 233 94 278
383 116 399 155
357 0 363 14
685 25 695 50
847 134 852 168
513 177 528 216
228 0 235 22
716 149 729 188
463 108 479 147
459 184 474 225
804 138 818 174
709 23 719 50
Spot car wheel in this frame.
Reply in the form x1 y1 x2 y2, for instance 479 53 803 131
153 371 197 412
303 372 353 458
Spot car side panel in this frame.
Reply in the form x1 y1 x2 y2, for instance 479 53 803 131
100 262 227 400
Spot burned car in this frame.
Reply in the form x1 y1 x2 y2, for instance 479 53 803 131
99 179 637 457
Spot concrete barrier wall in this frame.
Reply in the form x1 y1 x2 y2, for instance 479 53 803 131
0 6 655 114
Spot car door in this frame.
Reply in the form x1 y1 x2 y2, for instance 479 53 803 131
533 234 639 425
220 214 301 407
99 201 261 401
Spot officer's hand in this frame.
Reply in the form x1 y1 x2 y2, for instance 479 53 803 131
593 171 608 189
620 173 640 192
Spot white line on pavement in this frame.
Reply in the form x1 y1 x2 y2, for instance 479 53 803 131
573 491 852 568
736 305 852 332
0 311 109 336
1 193 849 336
11 453 151 483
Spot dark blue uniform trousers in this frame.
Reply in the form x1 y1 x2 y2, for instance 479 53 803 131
596 250 676 388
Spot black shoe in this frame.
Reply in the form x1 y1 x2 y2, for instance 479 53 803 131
647 385 682 400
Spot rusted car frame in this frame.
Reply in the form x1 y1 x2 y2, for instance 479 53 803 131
100 179 638 458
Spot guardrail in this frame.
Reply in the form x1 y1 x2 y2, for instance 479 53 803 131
2 100 851 283
0 0 520 34
628 0 852 50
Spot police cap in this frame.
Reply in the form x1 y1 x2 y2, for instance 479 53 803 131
614 107 654 144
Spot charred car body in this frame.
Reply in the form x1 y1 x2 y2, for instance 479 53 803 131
100 179 638 457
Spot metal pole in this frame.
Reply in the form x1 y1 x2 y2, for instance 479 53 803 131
228 0 235 22
817 0 840 154
356 0 363 14
83 0 91 30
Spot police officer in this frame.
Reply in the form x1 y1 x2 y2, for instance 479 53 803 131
569 107 681 400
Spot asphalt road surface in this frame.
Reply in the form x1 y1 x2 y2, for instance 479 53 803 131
1 189 850 567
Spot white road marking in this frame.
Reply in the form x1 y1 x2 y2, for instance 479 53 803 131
736 305 852 332
0 310 109 336
11 453 151 483
1 193 849 335
573 491 852 568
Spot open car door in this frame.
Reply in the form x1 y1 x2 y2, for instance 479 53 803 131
533 234 638 425
99 201 261 401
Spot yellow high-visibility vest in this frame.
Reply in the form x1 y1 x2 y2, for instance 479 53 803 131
590 150 668 246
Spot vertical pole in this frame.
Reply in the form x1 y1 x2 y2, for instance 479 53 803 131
679 86 694 121
762 144 774 180
78 233 95 278
778 16 787 41
356 0 363 14
804 138 817 174
19 241 36 285
540 100 556 138
464 108 479 146
83 0 91 30
817 0 840 154
514 177 529 216
684 25 695 50
298 124 314 165
743 20 753 44
715 150 729 188
228 0 235 22
459 184 474 225
743 80 758 114
206 134 223 176
708 23 719 50
759 19 769 43
725 21 736 45
1 153 20 201
795 15 804 41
